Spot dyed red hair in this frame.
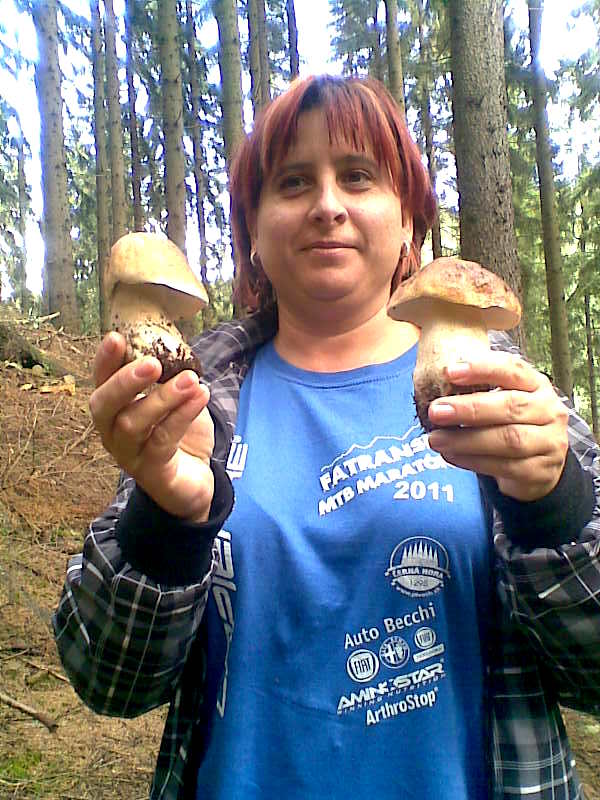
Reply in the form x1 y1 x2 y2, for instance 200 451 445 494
229 75 437 311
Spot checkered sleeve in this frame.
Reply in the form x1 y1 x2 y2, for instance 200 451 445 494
490 331 600 712
52 472 216 718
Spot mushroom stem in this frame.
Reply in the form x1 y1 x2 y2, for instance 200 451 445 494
414 300 490 431
111 283 201 381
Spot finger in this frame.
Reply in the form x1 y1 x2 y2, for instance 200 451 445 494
111 369 204 449
434 450 565 501
94 332 127 387
428 386 560 429
444 353 547 394
142 380 211 462
428 422 556 461
89 355 162 438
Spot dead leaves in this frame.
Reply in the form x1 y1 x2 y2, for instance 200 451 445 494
3 362 78 396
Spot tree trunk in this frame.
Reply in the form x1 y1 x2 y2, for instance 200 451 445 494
185 0 215 328
125 0 144 232
369 1 384 83
286 0 299 80
91 0 111 333
584 291 598 438
528 0 573 398
16 124 29 311
257 0 270 105
214 0 244 167
416 3 441 258
248 0 270 117
384 0 405 115
32 0 80 333
580 211 598 437
448 0 522 323
158 0 187 252
104 0 128 243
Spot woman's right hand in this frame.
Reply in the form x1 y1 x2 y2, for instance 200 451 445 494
89 332 215 523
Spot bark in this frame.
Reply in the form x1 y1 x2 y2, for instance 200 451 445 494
104 0 128 243
369 1 384 83
384 0 405 115
158 0 187 252
125 0 144 232
32 0 80 333
185 0 215 328
91 0 111 333
16 127 28 311
214 0 244 167
584 291 598 438
580 213 598 437
248 0 271 116
528 0 573 398
286 0 299 80
448 0 522 328
416 2 441 258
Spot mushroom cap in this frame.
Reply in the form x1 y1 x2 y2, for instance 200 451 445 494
106 232 208 319
387 257 521 330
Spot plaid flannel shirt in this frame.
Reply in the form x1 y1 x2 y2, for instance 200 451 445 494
53 311 600 800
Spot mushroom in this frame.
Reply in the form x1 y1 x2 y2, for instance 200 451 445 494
106 232 208 383
387 257 522 431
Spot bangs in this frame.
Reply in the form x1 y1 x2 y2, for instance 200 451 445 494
259 77 404 192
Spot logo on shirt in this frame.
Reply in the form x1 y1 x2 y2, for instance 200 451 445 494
385 536 450 597
226 435 248 479
379 636 410 669
347 649 380 683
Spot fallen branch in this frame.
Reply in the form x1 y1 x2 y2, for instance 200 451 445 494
0 320 89 384
22 657 69 684
0 688 58 732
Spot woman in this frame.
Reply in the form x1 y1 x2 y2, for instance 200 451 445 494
54 76 600 800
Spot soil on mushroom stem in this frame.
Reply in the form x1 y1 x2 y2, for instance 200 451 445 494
0 314 599 799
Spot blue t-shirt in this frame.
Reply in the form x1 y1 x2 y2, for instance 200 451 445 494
196 342 491 799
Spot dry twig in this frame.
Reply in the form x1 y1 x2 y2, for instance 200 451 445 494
0 687 58 731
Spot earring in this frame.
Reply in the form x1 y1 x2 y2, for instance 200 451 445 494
250 250 260 268
400 240 412 259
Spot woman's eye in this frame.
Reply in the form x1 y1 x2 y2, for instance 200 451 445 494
279 175 307 191
344 169 372 186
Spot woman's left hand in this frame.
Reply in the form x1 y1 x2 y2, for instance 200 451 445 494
426 352 569 502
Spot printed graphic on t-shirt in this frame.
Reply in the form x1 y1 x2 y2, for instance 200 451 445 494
308 424 455 728
318 425 454 517
197 347 490 799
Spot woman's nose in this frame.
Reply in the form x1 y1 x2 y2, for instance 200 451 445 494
307 179 348 224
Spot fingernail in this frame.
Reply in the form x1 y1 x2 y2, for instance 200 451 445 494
445 362 470 379
429 402 456 421
134 359 157 380
175 371 198 391
105 333 118 353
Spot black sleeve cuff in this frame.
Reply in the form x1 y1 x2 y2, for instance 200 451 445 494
115 459 234 585
479 448 595 549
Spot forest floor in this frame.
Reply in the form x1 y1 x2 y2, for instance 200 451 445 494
0 308 599 799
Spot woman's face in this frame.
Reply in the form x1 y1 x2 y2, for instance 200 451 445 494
251 108 412 326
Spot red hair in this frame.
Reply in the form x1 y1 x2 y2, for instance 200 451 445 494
229 75 438 311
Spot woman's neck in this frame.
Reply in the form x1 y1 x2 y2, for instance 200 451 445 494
273 305 419 372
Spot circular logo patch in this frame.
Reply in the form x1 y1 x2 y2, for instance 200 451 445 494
346 649 379 683
379 636 410 669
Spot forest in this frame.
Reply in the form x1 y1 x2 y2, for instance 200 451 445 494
1 2 600 797
0 0 599 428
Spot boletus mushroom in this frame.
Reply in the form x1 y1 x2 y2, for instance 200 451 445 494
387 257 522 432
106 232 208 383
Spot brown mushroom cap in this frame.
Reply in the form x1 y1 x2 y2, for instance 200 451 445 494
106 232 208 319
388 257 521 330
